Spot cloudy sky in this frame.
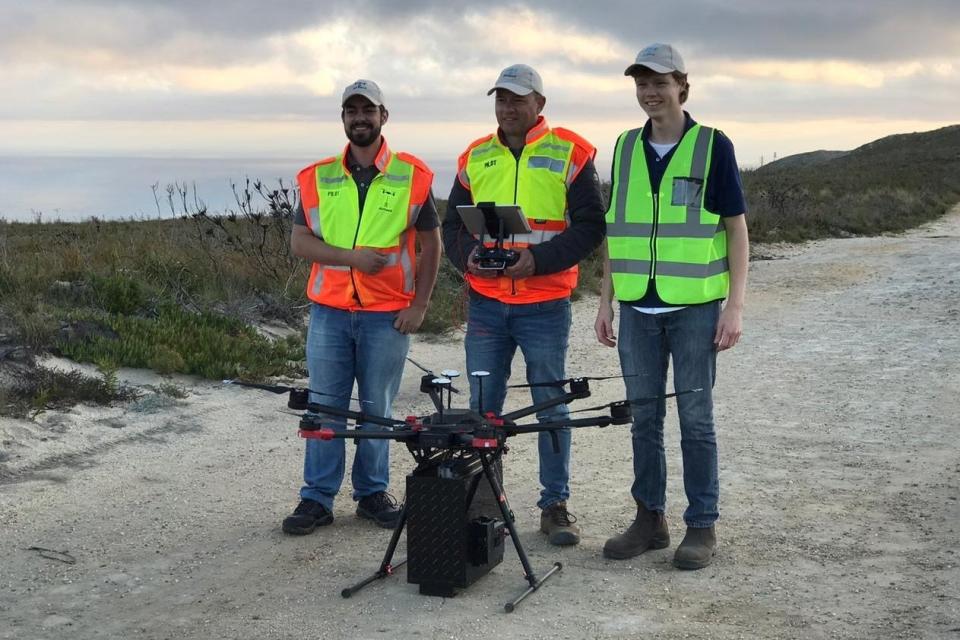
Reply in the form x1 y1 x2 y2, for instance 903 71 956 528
1 0 958 177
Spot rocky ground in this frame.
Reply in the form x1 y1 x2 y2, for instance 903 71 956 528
1 206 958 639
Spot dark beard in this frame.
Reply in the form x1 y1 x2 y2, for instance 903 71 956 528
346 123 381 147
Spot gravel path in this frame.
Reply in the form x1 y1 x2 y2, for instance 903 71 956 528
2 206 958 639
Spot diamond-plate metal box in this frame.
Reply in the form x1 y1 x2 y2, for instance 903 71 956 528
405 455 505 596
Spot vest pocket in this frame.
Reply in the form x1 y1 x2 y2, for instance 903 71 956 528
671 177 704 207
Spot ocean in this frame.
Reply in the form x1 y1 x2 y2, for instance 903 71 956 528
0 156 456 223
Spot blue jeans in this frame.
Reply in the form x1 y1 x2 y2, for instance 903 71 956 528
300 303 410 510
465 293 572 509
617 301 720 528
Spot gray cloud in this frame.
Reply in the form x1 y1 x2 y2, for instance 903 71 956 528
4 1 958 70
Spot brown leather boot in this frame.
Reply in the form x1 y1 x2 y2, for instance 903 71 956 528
602 500 669 559
673 526 716 569
540 501 581 546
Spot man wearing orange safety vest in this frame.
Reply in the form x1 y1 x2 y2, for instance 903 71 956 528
286 79 441 534
442 64 606 546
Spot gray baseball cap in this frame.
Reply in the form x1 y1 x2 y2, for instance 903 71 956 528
624 43 686 76
487 64 544 96
342 79 384 106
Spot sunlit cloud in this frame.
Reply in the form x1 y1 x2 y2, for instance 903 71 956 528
463 7 628 65
0 0 956 167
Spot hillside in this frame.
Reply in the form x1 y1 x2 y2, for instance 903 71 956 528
742 124 960 242
762 149 848 169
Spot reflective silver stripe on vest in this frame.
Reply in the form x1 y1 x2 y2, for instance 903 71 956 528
527 156 565 173
566 162 580 187
656 258 729 278
609 258 652 275
677 125 715 237
537 143 569 153
470 142 498 157
408 202 422 227
307 206 322 238
399 230 414 293
318 175 347 184
611 128 642 227
609 257 727 278
499 229 563 245
383 253 400 267
655 219 721 238
311 264 350 296
381 172 408 183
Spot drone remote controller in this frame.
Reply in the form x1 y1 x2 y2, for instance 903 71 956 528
473 246 520 270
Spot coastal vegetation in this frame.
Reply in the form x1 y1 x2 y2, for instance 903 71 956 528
743 124 960 243
0 125 957 416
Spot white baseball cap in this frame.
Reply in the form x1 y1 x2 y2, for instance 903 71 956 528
342 79 384 106
487 64 544 96
624 43 686 76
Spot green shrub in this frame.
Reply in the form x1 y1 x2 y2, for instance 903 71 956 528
0 364 140 419
58 305 304 381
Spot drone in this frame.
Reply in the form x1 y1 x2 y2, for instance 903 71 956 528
227 365 699 613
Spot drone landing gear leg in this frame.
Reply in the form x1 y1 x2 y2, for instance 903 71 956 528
479 451 562 613
341 507 409 598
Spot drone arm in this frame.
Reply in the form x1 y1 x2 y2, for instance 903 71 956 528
300 401 405 428
300 426 417 442
499 388 589 422
504 415 613 435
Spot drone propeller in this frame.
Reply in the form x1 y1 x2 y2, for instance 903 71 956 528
567 400 630 415
567 388 702 415
222 380 370 404
406 356 434 374
508 374 637 389
632 388 703 404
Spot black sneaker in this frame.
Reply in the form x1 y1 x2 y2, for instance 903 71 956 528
356 491 402 529
282 498 333 535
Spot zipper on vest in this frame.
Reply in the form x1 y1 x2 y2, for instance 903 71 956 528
649 193 659 281
350 196 365 307
511 155 518 306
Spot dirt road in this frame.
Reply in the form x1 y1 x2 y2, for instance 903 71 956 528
2 207 958 639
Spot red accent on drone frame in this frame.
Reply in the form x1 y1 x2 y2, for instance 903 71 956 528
299 428 336 440
471 437 499 448
484 412 505 427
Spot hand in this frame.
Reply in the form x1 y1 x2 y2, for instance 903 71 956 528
595 304 616 347
466 245 498 279
394 305 427 334
351 248 389 274
503 248 535 279
714 303 743 351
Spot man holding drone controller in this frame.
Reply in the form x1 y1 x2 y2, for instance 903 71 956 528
286 79 442 534
441 64 606 546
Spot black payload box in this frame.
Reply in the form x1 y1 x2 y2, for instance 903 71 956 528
405 452 505 597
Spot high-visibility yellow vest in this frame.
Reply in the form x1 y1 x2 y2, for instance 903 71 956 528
296 138 433 311
458 116 595 303
605 124 729 304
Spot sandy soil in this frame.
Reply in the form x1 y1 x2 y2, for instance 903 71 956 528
2 207 959 640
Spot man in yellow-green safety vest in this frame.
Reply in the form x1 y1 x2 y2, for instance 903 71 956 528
595 44 749 569
442 64 606 547
285 79 441 534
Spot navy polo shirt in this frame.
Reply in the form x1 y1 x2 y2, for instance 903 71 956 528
612 112 746 307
